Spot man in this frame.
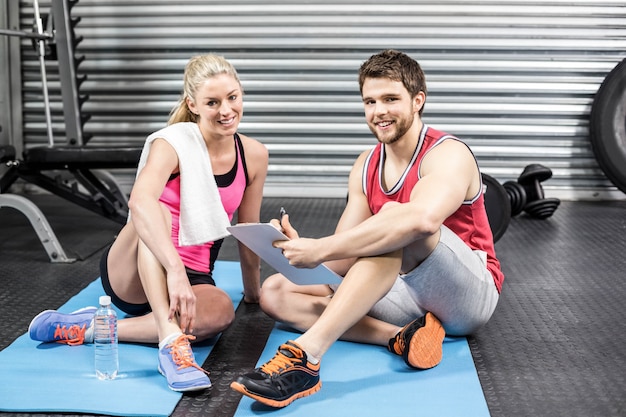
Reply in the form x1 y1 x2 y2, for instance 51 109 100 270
230 49 503 407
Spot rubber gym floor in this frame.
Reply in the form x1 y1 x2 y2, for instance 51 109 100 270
1 194 625 417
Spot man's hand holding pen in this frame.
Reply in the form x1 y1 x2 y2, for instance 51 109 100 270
272 207 299 239
272 207 324 269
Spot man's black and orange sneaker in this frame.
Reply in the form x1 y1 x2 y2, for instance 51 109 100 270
230 340 321 408
388 311 445 369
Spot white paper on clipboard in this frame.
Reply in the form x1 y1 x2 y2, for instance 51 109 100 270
227 223 342 285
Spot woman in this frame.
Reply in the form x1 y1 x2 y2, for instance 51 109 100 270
29 54 269 392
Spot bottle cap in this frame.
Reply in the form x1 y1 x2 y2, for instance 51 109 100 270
99 295 111 306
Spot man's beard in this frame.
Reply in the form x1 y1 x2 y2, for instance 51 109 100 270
371 115 413 145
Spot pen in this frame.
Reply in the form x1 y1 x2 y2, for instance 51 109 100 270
279 207 287 227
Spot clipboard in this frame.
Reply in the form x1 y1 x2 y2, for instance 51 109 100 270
227 223 343 285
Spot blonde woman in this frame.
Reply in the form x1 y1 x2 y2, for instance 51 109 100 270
29 54 269 392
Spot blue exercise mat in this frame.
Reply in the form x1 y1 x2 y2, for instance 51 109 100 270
234 325 491 417
0 260 244 417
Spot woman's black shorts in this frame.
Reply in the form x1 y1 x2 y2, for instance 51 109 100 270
99 245 216 317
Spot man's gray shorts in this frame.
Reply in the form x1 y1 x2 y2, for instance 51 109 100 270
334 225 500 336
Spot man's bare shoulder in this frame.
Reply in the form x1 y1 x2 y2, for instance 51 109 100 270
423 138 475 169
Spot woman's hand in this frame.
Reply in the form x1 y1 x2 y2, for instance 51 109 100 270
166 269 196 334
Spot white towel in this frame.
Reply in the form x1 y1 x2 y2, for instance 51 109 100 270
133 122 231 246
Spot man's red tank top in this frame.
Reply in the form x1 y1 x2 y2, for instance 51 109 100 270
362 125 504 293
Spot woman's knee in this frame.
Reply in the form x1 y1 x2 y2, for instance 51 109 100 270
192 290 235 340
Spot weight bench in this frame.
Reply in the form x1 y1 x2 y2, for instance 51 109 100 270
1 144 141 262
1 0 145 262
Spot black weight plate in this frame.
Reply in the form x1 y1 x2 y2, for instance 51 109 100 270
517 163 552 185
524 198 561 219
590 58 626 194
482 173 511 243
503 181 527 216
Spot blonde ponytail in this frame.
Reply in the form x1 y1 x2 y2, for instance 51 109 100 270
168 97 198 125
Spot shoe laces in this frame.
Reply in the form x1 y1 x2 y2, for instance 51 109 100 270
260 343 303 375
166 334 209 375
53 324 86 346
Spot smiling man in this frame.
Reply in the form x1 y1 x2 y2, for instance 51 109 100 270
230 49 504 408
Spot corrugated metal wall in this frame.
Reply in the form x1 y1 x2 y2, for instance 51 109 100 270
15 0 626 199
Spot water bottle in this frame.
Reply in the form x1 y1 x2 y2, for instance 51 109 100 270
94 295 119 380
